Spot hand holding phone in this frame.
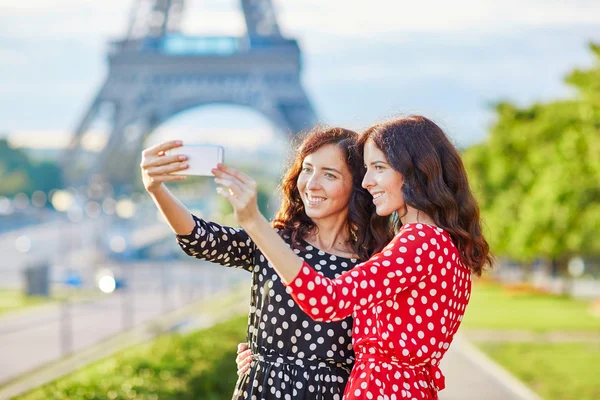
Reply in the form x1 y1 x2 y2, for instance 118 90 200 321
167 144 224 176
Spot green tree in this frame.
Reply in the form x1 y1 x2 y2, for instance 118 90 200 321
464 43 600 275
0 139 31 196
0 139 63 197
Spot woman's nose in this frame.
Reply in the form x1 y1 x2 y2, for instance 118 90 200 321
306 175 321 190
362 172 374 189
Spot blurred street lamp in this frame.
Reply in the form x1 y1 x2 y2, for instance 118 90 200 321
116 198 136 219
96 268 117 294
50 190 74 212
98 275 116 293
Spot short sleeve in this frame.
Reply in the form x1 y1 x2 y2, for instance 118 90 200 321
284 224 438 321
176 214 255 272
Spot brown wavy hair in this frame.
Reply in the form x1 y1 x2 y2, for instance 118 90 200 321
272 126 392 261
358 116 493 275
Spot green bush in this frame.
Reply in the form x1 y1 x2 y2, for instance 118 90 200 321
17 315 248 400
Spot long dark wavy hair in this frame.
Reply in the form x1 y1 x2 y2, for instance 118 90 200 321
358 116 493 275
273 126 392 261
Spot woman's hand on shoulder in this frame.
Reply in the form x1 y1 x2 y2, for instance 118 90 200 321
236 342 253 376
140 140 188 193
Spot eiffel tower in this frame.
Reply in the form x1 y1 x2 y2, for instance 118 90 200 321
63 0 317 189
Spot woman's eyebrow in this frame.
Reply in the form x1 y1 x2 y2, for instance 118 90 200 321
322 167 342 174
369 160 387 165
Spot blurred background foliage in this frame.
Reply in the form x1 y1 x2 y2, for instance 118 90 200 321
0 139 63 197
463 43 600 272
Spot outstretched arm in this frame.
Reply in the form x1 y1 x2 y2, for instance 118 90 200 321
143 143 255 270
213 164 435 321
284 227 434 321
141 140 194 235
212 164 303 282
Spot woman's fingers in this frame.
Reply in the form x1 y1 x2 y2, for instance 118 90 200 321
214 177 245 198
216 186 245 209
237 343 248 354
146 162 188 176
142 140 183 158
237 363 251 376
214 164 257 189
212 164 256 201
212 168 245 189
235 349 251 364
216 164 256 187
151 174 187 182
236 349 253 376
143 154 187 169
213 164 262 227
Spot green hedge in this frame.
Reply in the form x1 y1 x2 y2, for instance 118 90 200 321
17 315 248 400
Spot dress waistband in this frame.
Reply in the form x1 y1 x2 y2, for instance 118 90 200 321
356 353 445 391
253 353 353 374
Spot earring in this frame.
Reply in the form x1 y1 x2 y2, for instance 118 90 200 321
350 224 358 242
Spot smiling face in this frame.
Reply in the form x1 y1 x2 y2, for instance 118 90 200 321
297 144 354 223
361 139 406 216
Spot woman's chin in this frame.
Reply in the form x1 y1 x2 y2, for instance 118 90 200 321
374 205 393 217
305 208 325 220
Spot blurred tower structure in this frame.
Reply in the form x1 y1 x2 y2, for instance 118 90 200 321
63 0 317 189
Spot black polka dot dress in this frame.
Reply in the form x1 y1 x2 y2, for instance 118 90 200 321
176 215 358 400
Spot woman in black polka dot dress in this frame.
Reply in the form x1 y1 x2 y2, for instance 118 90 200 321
179 222 357 398
140 128 392 399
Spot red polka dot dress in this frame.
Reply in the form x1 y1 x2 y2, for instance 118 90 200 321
284 223 472 399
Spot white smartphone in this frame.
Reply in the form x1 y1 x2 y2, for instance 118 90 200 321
167 144 224 176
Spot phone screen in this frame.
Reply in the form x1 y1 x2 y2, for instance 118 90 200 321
167 144 224 176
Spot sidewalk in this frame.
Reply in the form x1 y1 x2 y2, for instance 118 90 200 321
440 335 543 400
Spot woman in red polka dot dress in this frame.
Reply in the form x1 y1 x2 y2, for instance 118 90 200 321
213 115 493 399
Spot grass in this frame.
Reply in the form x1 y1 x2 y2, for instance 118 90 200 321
0 288 106 316
462 281 600 399
16 314 248 400
461 281 600 332
480 342 600 400
0 289 53 315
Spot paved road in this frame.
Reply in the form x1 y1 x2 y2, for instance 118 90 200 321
0 216 171 288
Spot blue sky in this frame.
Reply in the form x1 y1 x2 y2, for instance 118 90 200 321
1 0 599 151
